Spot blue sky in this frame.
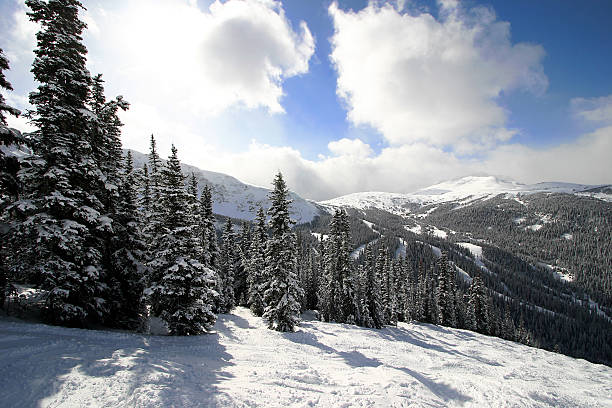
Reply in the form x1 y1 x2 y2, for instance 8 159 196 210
1 0 611 200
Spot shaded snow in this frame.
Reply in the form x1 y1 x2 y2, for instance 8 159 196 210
1 308 610 407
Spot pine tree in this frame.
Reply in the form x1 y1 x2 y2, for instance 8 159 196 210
218 219 237 313
0 48 21 126
107 151 147 330
436 252 456 327
147 145 217 335
200 185 218 269
247 206 267 316
234 221 251 306
363 245 384 328
12 0 108 326
262 172 303 332
467 275 488 333
0 48 23 209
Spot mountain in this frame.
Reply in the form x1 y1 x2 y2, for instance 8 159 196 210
309 175 612 365
128 149 322 224
1 306 610 407
320 175 611 216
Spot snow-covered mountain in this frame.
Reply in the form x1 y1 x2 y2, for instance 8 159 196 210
320 175 611 216
1 306 609 407
128 149 322 223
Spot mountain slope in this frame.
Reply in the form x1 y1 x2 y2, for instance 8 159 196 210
128 149 322 224
321 176 611 216
1 307 610 407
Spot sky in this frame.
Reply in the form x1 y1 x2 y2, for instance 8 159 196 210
1 0 611 201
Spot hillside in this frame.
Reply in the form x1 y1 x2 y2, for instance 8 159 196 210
128 149 322 224
1 307 610 407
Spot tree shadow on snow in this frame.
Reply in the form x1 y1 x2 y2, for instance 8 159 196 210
392 366 472 404
372 325 502 367
0 320 235 407
281 330 381 368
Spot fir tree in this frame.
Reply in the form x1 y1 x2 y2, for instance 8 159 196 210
436 252 456 327
107 151 147 330
234 221 251 306
0 48 23 209
13 0 108 326
247 206 267 316
262 172 303 332
363 244 384 328
0 48 21 125
218 218 237 313
467 275 489 333
147 145 217 335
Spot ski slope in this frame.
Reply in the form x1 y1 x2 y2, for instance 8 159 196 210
1 308 610 407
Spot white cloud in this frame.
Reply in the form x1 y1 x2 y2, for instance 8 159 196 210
88 0 314 117
328 1 547 150
571 95 612 124
327 138 373 158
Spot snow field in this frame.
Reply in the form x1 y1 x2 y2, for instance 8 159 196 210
1 307 611 407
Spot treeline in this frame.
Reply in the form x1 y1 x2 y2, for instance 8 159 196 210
0 0 305 334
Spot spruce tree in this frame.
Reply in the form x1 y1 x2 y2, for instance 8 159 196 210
247 206 267 316
13 0 108 326
436 252 456 327
234 221 251 306
262 172 302 332
0 48 22 209
467 275 488 333
107 151 147 330
364 244 384 328
147 145 217 335
218 218 237 313
0 48 21 126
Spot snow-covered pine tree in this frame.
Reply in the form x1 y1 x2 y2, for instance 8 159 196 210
200 184 218 269
362 244 384 328
322 209 357 323
436 251 456 327
107 151 148 330
147 145 216 335
262 172 303 332
0 48 22 209
218 218 237 313
12 0 109 326
247 206 267 316
467 275 488 334
234 221 251 306
0 48 21 126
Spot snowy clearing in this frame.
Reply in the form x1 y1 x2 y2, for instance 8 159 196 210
404 224 422 235
1 308 611 407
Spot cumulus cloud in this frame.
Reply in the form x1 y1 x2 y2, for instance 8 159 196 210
328 1 547 150
89 0 314 116
327 138 373 158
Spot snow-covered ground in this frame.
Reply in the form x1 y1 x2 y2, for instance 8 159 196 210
1 308 611 407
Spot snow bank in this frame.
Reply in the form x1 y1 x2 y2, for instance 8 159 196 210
1 308 610 407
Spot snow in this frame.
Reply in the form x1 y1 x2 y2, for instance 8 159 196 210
320 176 610 215
128 149 321 224
350 244 366 260
526 224 543 231
428 226 447 239
395 237 407 259
362 219 377 232
1 307 610 407
405 224 422 235
562 233 573 240
310 232 328 241
320 191 411 217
